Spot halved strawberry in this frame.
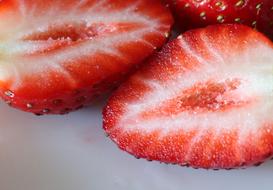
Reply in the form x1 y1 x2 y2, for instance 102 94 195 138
0 0 173 115
103 24 273 169
167 0 273 39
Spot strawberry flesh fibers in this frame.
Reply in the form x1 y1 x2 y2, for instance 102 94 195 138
103 24 273 169
0 0 173 114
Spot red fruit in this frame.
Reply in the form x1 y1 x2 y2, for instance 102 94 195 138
103 24 273 169
0 0 173 115
167 0 273 39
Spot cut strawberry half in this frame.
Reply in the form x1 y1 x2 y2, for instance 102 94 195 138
103 24 273 169
0 0 173 115
167 0 273 40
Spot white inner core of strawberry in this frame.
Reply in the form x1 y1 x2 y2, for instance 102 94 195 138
23 22 111 42
19 21 137 54
118 39 273 134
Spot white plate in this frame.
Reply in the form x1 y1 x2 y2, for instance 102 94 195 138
0 100 273 190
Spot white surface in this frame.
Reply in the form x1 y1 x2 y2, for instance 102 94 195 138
0 100 272 190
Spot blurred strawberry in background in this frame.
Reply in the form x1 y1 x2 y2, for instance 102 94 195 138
166 0 273 39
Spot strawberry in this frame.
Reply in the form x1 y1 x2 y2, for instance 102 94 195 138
167 0 273 39
103 24 273 169
0 0 173 115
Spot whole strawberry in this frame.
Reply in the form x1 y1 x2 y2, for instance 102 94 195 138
168 0 273 39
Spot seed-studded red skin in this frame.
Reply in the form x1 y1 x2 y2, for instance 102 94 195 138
0 0 173 115
166 0 273 40
103 24 273 169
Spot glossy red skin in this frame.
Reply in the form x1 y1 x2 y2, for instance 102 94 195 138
0 0 173 115
103 24 273 169
167 0 273 39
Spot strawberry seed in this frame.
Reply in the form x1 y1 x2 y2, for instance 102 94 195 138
217 15 225 23
4 90 14 98
184 3 190 8
234 18 241 23
256 3 263 9
200 12 206 20
26 103 33 109
235 0 245 7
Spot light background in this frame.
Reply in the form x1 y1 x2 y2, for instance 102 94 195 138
0 101 272 190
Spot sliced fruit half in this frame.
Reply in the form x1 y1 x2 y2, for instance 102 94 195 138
103 24 273 169
0 0 173 114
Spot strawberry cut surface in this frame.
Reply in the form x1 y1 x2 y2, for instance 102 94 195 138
103 24 273 169
0 0 173 114
167 0 273 39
